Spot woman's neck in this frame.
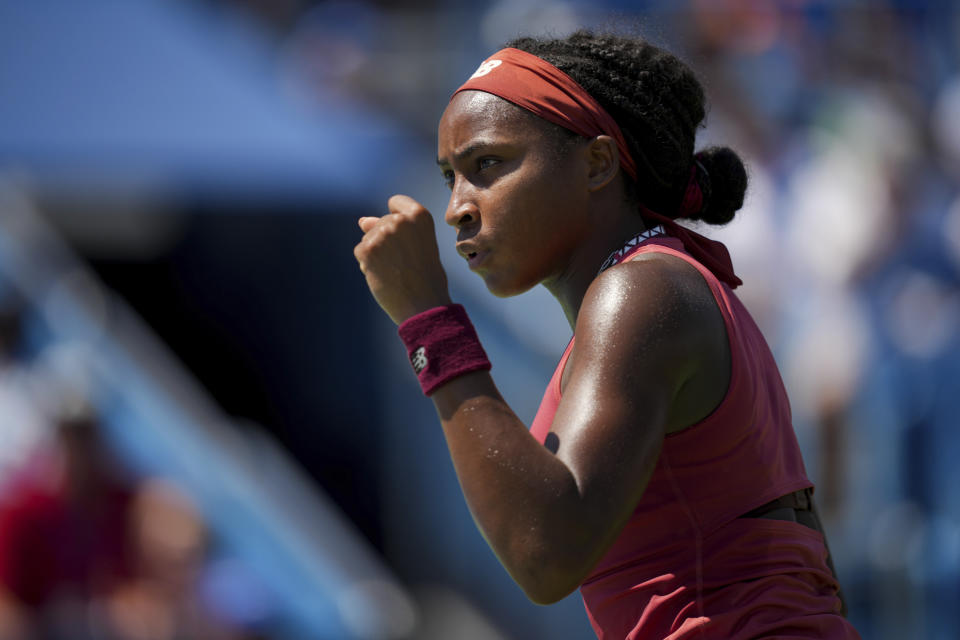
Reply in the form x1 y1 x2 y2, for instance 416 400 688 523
544 199 648 331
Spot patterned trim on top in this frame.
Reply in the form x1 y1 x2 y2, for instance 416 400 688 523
597 225 666 274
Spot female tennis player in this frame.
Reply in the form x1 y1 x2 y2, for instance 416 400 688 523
354 31 859 639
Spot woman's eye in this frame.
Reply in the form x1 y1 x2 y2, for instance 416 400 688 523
478 157 499 171
442 170 455 188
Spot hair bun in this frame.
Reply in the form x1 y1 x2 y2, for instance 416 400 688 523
691 146 747 225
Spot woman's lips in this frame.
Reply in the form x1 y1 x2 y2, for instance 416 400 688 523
466 250 488 269
457 241 487 269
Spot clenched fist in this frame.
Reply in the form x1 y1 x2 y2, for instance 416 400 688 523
354 194 453 325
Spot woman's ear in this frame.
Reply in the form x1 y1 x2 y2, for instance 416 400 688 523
585 135 620 192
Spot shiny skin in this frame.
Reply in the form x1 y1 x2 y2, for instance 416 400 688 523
354 91 730 603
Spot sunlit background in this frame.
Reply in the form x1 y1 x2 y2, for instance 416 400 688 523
0 0 958 638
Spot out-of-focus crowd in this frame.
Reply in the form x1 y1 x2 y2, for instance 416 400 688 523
0 1 957 639
0 298 265 640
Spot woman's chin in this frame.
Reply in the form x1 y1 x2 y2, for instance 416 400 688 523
482 274 535 299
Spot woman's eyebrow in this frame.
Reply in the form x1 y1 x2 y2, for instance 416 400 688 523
437 139 497 166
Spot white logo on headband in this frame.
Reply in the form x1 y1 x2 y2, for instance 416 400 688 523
470 59 502 79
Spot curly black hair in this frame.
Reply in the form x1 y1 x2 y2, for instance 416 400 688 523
506 30 747 226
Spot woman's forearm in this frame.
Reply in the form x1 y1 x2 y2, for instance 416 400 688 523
430 371 607 603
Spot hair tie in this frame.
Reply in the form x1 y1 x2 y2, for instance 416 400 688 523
678 163 704 219
694 154 709 179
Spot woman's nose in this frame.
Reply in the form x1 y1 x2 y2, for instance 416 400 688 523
444 184 480 229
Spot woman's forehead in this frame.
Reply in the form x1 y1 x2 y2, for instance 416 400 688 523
445 90 514 117
439 91 540 149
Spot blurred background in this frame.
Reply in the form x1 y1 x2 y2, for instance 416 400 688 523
0 0 957 638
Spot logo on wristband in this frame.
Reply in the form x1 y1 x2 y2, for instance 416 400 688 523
411 346 428 374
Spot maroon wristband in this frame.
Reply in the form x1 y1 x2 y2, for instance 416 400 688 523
397 304 491 396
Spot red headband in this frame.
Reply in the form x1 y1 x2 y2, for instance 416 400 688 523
453 48 638 180
452 48 742 289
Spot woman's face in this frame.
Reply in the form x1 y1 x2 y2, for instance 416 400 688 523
437 91 592 297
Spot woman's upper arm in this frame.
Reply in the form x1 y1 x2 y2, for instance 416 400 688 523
548 253 727 551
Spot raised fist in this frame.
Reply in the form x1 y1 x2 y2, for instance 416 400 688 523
354 194 453 324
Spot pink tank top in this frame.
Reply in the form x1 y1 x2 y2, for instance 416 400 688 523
530 237 858 639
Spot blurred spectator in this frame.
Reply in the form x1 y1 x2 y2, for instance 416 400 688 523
98 479 258 640
0 402 134 640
